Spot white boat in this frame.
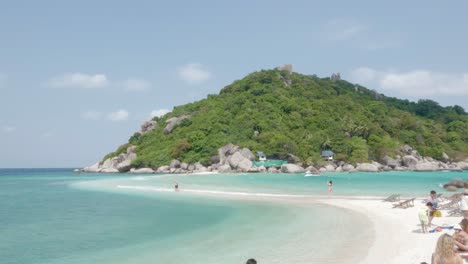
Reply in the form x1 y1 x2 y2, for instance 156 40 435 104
304 170 320 177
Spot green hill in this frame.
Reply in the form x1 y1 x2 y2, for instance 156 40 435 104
104 68 468 168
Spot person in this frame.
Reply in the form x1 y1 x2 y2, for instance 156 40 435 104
454 219 468 251
174 182 179 192
418 205 429 234
246 259 257 264
426 202 436 228
432 233 463 264
328 180 333 193
426 190 439 208
460 189 468 219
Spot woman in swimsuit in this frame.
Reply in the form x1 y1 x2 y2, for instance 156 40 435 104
327 180 333 193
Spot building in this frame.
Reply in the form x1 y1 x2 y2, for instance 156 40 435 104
321 150 335 161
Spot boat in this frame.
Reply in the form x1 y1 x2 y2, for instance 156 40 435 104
304 170 320 177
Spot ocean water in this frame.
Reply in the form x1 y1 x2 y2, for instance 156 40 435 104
1 169 467 264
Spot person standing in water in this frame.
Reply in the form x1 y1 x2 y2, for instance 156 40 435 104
174 182 179 192
328 180 333 193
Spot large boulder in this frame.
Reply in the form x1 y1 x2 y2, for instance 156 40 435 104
342 164 355 172
157 166 170 173
382 156 401 168
414 162 439 172
268 167 280 173
170 159 181 168
180 162 189 170
83 162 100 172
218 144 239 165
443 178 465 188
281 164 305 173
400 144 413 155
457 162 468 170
127 145 136 154
100 168 119 173
356 163 379 172
237 159 253 172
116 159 132 172
218 164 232 173
130 168 155 174
305 166 321 174
402 155 418 169
227 152 246 169
239 148 256 161
140 120 157 134
448 164 463 172
163 115 190 135
325 164 336 172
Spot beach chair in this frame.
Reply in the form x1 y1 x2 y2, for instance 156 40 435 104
438 198 461 210
383 194 401 202
447 208 463 217
392 198 415 209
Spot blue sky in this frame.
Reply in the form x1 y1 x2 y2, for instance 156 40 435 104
1 0 467 167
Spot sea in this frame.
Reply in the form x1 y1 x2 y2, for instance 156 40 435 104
1 168 467 264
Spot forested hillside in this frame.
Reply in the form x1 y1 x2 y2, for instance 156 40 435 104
104 68 468 168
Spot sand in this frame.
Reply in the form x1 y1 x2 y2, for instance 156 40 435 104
321 198 461 264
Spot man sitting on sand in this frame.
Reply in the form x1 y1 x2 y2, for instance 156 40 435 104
426 190 439 207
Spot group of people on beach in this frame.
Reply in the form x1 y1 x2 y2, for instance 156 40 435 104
421 189 468 263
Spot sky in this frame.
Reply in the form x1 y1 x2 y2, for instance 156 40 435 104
1 0 467 168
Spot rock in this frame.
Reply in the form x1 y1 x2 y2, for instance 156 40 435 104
414 162 439 172
157 166 170 173
127 145 136 154
163 115 190 135
410 150 422 160
188 164 195 171
218 144 239 165
286 154 301 164
116 159 132 172
401 144 413 154
101 168 119 173
130 168 155 174
305 166 321 174
83 162 100 172
180 163 189 170
227 152 247 169
382 156 401 168
239 148 256 161
237 159 253 172
248 167 259 173
383 166 393 171
342 164 355 172
268 167 279 173
402 155 418 169
457 162 468 170
258 166 267 172
140 120 157 134
448 164 462 172
170 159 181 168
335 166 343 172
276 64 293 73
445 186 458 192
443 178 464 188
325 164 336 172
218 164 232 173
372 161 384 169
281 164 305 173
395 166 407 171
356 163 379 172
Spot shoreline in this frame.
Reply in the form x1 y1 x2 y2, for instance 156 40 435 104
114 183 459 264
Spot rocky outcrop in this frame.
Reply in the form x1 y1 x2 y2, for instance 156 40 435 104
163 115 190 135
402 155 419 169
458 162 468 170
170 159 181 168
83 162 100 172
414 162 440 172
130 168 155 174
342 164 355 172
382 156 401 169
356 163 379 172
240 148 255 161
281 164 305 173
140 120 157 134
443 178 465 189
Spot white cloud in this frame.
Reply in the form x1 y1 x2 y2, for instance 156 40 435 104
3 126 16 133
108 110 129 122
81 111 103 121
47 73 109 89
350 67 468 97
123 79 151 92
150 109 170 118
178 63 212 84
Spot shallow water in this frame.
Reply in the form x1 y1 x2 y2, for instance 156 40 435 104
2 169 466 264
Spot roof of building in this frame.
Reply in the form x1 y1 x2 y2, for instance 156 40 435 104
321 150 335 157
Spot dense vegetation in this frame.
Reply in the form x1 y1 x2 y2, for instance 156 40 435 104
104 69 468 168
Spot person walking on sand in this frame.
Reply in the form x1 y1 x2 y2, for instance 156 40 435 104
419 205 429 234
327 180 333 193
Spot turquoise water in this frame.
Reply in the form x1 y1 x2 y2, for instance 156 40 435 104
1 169 467 264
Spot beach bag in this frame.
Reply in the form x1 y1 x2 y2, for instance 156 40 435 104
434 210 442 217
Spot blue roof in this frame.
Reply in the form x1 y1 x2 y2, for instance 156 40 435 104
321 150 334 156
257 151 265 156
